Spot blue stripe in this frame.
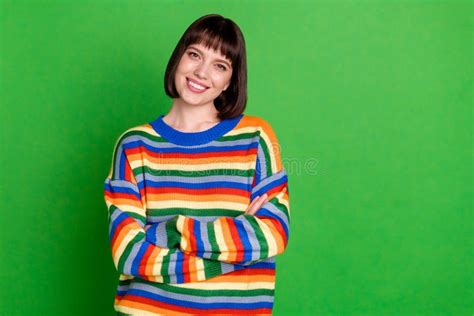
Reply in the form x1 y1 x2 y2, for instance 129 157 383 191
122 140 141 150
145 180 248 191
146 224 158 244
255 208 289 239
234 218 254 264
131 242 149 276
255 150 262 184
251 175 287 200
142 142 259 154
126 288 274 309
150 113 244 146
193 220 205 257
247 261 276 269
104 182 141 200
109 210 129 241
175 251 184 283
119 151 127 180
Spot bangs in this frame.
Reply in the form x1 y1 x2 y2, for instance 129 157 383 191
164 14 247 120
184 27 240 67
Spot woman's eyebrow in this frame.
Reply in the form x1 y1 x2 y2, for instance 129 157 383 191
188 46 232 67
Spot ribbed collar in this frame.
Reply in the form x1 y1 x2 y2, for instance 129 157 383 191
150 114 244 146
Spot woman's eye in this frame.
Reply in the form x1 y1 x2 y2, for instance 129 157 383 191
188 51 199 58
217 64 227 71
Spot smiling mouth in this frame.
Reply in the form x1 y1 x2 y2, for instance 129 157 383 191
186 77 209 93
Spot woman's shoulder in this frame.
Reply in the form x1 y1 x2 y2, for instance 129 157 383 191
112 121 155 146
240 114 280 139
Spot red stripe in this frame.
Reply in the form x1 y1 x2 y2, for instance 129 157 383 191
105 190 140 202
225 217 245 263
182 253 190 283
111 216 135 246
258 216 287 243
252 172 257 187
225 267 276 276
137 145 258 159
124 157 133 182
267 182 286 197
188 219 197 253
147 186 247 196
125 294 272 315
138 244 154 277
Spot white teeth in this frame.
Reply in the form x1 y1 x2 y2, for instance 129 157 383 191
188 79 206 90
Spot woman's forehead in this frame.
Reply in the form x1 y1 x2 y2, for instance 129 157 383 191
187 42 232 62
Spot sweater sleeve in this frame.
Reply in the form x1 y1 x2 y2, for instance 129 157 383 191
104 130 245 283
172 120 291 266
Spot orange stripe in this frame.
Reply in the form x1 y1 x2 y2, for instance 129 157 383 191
262 218 285 253
112 221 138 255
226 217 245 263
219 218 237 262
147 192 248 204
206 272 276 283
188 255 197 283
234 115 262 129
105 196 142 209
145 247 161 276
130 150 255 165
181 218 192 253
119 298 190 315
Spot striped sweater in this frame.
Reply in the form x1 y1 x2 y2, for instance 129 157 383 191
103 113 291 315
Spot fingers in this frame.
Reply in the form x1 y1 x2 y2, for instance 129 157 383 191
244 193 268 215
247 194 261 210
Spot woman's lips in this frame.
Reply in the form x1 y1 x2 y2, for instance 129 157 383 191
186 77 209 93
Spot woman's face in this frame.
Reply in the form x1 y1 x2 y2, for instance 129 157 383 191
174 42 233 107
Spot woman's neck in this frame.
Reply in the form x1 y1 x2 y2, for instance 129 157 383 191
164 100 221 133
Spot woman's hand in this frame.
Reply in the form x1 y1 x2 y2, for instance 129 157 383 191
244 194 268 216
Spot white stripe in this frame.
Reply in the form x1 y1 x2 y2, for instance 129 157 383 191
134 158 254 171
255 218 279 257
151 248 168 283
214 220 229 261
147 200 245 212
259 128 278 174
115 227 141 267
172 281 275 290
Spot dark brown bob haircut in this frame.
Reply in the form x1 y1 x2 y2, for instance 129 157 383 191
164 14 247 120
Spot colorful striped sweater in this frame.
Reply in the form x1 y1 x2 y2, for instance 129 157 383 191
103 113 291 315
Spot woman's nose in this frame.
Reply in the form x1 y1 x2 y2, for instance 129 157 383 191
194 63 209 79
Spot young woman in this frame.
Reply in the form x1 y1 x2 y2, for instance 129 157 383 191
104 13 291 315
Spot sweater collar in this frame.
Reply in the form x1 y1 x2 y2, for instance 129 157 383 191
150 113 244 146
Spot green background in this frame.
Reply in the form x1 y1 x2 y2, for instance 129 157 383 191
1 0 472 315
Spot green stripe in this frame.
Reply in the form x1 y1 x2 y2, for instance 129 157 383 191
117 231 144 273
147 208 242 217
216 131 259 142
117 278 133 286
110 205 145 226
203 259 222 279
126 128 258 144
127 210 145 224
272 195 290 220
128 130 168 143
134 278 275 297
141 167 255 177
259 136 273 178
245 215 269 259
108 205 118 217
160 248 174 283
111 131 136 179
165 218 180 248
206 222 221 261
